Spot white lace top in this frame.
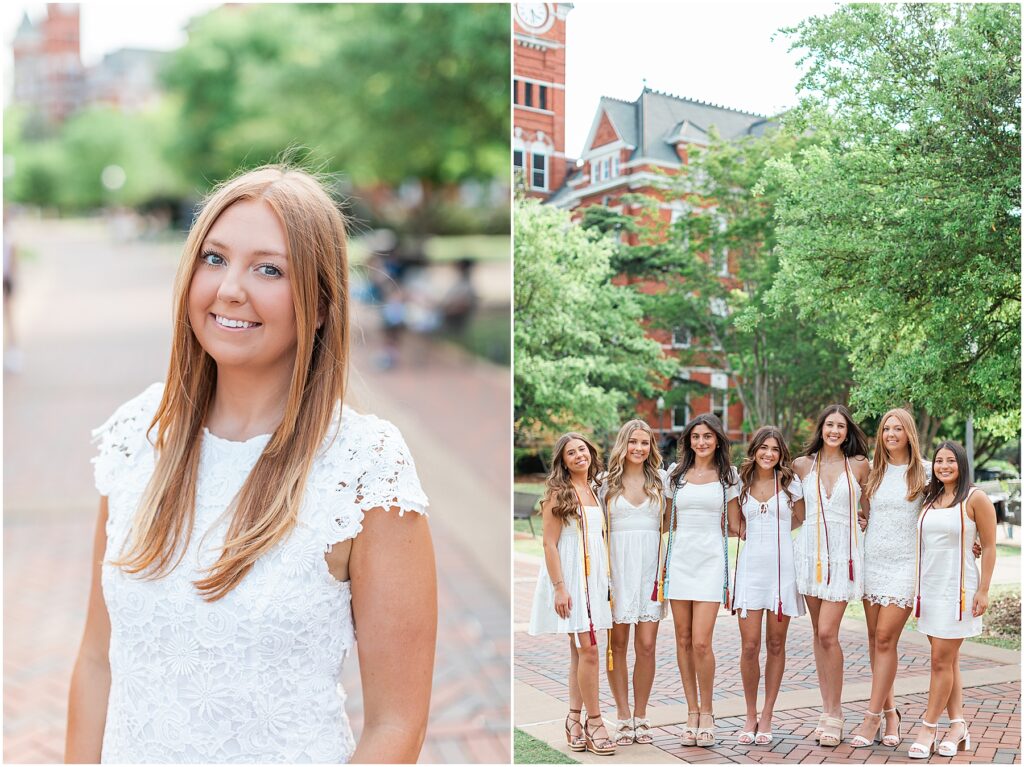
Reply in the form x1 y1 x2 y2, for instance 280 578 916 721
92 383 429 764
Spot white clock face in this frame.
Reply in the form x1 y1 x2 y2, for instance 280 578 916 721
516 3 549 29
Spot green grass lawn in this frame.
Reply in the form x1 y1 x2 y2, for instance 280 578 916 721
996 543 1020 557
514 728 578 764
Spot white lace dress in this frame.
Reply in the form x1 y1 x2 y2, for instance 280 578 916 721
794 459 864 602
92 383 429 763
862 462 930 608
606 493 667 624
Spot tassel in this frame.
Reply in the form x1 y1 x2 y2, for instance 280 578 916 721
777 599 783 623
815 560 822 583
650 580 660 602
585 555 590 577
960 588 965 620
915 595 921 618
607 647 614 671
848 559 854 582
589 624 597 646
724 587 730 612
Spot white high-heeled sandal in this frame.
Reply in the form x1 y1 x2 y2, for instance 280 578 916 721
908 720 937 759
850 710 882 748
937 718 970 757
881 707 902 747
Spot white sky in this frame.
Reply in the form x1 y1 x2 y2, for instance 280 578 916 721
3 2 219 103
564 2 839 157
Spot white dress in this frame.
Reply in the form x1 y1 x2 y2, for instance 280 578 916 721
732 476 805 619
528 505 613 635
916 490 983 639
863 462 930 609
664 471 739 603
794 458 864 602
92 383 429 763
606 493 667 624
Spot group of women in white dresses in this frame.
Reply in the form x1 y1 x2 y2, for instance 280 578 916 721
528 405 998 759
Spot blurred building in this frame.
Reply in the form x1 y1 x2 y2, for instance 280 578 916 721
12 3 169 132
512 3 778 443
512 3 573 199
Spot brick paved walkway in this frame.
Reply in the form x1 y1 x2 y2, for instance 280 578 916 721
2 218 510 763
515 554 1021 764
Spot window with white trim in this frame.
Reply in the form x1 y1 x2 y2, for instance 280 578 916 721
671 326 692 348
513 149 524 174
711 386 728 425
531 152 548 190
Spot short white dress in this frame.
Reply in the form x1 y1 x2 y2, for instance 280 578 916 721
863 462 930 609
732 476 805 619
605 488 667 624
916 489 983 639
795 458 864 602
529 504 613 636
664 471 739 603
93 383 429 763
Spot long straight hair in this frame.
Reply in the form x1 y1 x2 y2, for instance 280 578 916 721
543 432 603 525
865 407 926 501
668 413 734 488
922 440 974 508
604 419 663 509
738 425 796 506
111 165 350 601
802 403 868 459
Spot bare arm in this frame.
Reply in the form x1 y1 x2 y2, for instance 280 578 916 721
350 507 436 763
852 456 870 531
65 498 112 763
969 491 998 617
791 497 806 529
540 500 571 620
727 497 742 537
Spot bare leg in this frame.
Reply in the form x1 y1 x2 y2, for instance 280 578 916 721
691 602 720 715
805 595 847 718
632 621 658 720
567 637 583 744
910 637 963 751
760 612 790 735
737 610 763 735
852 602 911 742
943 645 967 746
575 632 611 746
670 600 698 713
608 622 632 722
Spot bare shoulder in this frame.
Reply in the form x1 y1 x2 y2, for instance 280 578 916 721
967 487 995 517
792 455 812 478
850 455 870 480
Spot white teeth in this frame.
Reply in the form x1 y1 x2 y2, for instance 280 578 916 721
215 315 259 329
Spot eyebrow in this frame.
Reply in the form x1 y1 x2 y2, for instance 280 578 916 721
204 238 288 259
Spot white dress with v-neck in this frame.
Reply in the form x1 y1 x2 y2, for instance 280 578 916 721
794 459 864 602
607 494 667 623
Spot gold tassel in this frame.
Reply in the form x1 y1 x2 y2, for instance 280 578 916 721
585 554 591 577
815 560 822 583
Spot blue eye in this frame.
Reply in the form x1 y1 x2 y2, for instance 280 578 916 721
201 251 225 266
257 264 283 278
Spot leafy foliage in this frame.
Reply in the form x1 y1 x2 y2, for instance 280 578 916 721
514 199 672 441
766 3 1020 436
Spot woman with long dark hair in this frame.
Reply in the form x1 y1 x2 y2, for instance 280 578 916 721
907 441 996 759
792 404 869 747
599 419 668 746
731 426 805 745
659 413 740 747
528 433 617 756
850 408 929 748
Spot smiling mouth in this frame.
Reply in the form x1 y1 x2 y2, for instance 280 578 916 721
212 313 262 330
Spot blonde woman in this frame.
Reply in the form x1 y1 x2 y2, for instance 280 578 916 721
598 420 668 746
849 408 929 748
792 404 869 747
528 433 616 756
65 166 434 763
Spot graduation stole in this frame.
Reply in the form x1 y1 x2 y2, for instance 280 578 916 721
732 471 784 621
915 491 969 621
572 483 614 670
814 454 857 584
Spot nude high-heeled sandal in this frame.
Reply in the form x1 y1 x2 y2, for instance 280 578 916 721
881 707 903 747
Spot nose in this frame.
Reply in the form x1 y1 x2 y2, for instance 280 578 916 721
216 266 247 304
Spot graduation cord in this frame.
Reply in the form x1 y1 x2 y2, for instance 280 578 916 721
814 455 857 585
915 491 970 621
732 472 783 621
721 479 731 609
572 484 614 669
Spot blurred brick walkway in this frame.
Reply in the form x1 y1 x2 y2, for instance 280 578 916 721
515 554 1020 764
2 218 509 763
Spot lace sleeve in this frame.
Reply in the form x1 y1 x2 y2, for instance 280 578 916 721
91 383 164 497
354 417 429 517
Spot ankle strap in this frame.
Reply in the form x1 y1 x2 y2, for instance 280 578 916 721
587 714 604 721
568 708 582 714
866 710 882 717
948 718 966 724
921 720 937 728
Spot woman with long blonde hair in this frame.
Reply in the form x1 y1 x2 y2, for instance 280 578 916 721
598 419 668 746
848 408 929 748
528 432 616 756
65 165 434 763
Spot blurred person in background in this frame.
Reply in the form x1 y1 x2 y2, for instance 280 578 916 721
65 165 436 764
4 205 22 373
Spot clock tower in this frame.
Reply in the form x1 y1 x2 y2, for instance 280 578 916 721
513 3 572 199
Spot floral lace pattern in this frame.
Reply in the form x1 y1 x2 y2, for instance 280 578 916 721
92 383 428 763
862 462 926 609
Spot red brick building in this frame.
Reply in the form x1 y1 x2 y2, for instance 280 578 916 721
11 4 84 128
513 3 573 199
514 11 774 443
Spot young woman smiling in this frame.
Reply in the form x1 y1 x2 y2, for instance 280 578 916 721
731 426 805 746
65 166 435 763
907 441 996 759
528 433 617 756
661 413 741 748
792 404 869 747
850 408 929 749
598 419 668 746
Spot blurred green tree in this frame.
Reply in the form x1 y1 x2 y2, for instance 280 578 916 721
766 3 1020 438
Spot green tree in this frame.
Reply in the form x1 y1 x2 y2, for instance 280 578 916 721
514 198 671 441
766 4 1020 437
